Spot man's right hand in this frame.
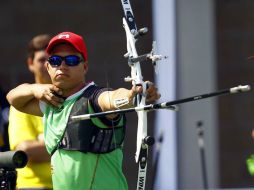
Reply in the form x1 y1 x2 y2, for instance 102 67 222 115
32 84 64 108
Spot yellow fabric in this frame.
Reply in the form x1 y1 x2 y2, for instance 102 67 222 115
8 106 52 188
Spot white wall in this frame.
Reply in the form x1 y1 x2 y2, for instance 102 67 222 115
177 0 218 189
153 0 178 189
153 0 218 189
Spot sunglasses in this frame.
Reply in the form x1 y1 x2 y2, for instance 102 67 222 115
48 55 84 67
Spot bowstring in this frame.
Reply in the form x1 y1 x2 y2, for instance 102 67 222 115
103 61 122 189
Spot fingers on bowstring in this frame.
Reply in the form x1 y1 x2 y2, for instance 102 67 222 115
44 93 62 108
45 87 64 108
50 85 63 96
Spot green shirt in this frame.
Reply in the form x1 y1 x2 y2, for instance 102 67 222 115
41 83 128 190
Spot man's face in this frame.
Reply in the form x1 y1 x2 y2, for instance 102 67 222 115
28 50 51 83
46 43 88 90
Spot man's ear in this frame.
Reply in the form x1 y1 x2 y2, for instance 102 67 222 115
27 57 34 72
46 62 50 71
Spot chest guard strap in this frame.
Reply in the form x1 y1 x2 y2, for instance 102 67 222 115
57 86 126 154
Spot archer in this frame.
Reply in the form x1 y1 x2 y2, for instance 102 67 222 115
6 31 160 190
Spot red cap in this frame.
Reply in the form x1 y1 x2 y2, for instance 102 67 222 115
46 31 88 61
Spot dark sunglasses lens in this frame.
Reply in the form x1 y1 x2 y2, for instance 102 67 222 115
48 56 62 66
65 55 81 66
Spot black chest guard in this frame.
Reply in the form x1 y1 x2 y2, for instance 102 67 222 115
55 86 126 155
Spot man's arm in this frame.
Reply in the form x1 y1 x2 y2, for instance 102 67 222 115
98 83 161 112
16 139 50 162
7 83 63 116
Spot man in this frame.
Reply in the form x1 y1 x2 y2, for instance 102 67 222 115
0 88 9 152
8 34 53 190
7 31 160 190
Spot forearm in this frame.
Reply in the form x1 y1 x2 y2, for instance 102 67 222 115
7 83 37 110
99 88 134 112
7 83 64 116
16 140 50 162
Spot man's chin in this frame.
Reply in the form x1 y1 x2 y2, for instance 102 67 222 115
53 81 65 89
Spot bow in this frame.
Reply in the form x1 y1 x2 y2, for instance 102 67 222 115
120 1 168 189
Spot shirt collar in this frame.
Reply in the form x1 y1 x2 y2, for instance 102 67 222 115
65 81 95 101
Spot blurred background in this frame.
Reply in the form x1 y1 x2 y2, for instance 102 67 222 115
1 0 254 189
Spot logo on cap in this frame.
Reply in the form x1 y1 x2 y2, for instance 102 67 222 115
58 34 70 39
